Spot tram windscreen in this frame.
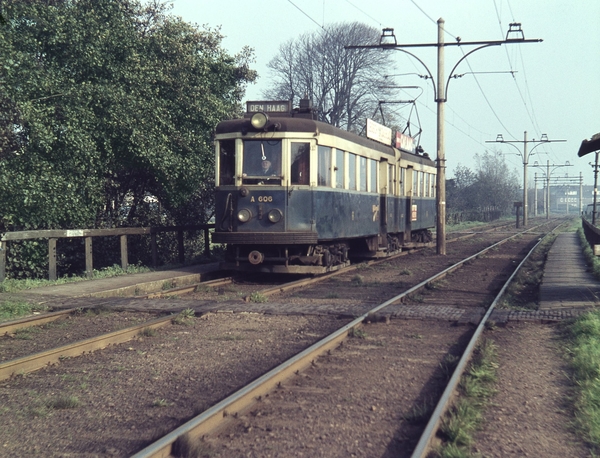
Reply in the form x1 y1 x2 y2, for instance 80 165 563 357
242 140 282 184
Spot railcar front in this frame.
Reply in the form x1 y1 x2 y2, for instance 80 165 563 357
212 107 350 274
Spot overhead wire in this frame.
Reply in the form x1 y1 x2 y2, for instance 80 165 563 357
492 0 562 165
343 0 382 27
286 0 325 30
407 0 517 157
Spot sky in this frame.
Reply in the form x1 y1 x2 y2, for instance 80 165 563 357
169 0 600 188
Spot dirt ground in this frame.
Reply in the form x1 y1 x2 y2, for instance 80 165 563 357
0 227 593 457
473 323 591 458
0 313 346 457
204 319 471 458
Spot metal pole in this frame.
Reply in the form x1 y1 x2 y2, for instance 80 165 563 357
533 172 537 216
593 151 599 225
523 131 528 226
546 160 550 220
579 172 583 215
436 18 446 255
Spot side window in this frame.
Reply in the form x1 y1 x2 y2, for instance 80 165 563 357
218 140 235 186
431 173 436 197
335 149 344 189
318 146 332 187
359 156 367 191
413 170 419 197
369 159 377 193
400 167 405 196
388 164 395 195
291 142 310 185
348 153 357 190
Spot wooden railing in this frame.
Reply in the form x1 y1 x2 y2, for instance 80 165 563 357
0 225 214 282
582 217 600 255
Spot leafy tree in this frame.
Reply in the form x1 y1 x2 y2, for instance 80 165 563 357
0 0 255 233
264 22 398 133
448 150 520 217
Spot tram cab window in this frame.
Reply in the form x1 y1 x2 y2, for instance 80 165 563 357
318 146 332 187
218 140 235 186
291 142 310 185
242 140 282 185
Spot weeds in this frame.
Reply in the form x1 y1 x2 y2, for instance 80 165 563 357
13 326 40 340
172 308 195 325
162 280 175 290
139 327 157 337
351 275 365 286
248 292 268 303
348 327 367 339
48 395 80 410
435 339 498 457
152 398 170 408
563 310 600 449
403 397 436 424
0 263 151 294
0 300 47 322
408 293 424 303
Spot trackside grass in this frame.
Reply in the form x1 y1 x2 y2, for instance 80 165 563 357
564 310 600 451
0 299 48 323
434 339 498 458
0 263 151 293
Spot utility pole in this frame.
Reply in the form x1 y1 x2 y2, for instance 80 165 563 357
348 23 541 255
534 173 538 217
592 151 599 225
532 160 572 219
487 132 565 226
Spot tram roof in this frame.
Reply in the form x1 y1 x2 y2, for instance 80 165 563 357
215 116 433 166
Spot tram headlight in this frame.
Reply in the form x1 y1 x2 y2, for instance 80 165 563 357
237 208 252 223
267 208 283 223
250 112 268 130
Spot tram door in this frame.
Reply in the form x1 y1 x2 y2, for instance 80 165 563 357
404 166 414 243
379 160 389 248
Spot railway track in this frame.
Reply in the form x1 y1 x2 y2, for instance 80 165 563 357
0 218 568 456
130 219 565 457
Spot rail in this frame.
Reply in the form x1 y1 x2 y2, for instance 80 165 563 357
132 223 547 458
0 224 214 282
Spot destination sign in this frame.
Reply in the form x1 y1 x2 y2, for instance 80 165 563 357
366 118 392 145
395 132 416 153
246 101 291 115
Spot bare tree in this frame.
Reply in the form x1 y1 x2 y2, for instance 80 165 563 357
264 22 398 133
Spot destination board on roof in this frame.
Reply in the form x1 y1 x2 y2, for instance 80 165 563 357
395 132 416 153
246 101 291 115
366 119 392 145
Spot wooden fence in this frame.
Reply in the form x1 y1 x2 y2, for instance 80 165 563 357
0 225 214 282
582 217 600 255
